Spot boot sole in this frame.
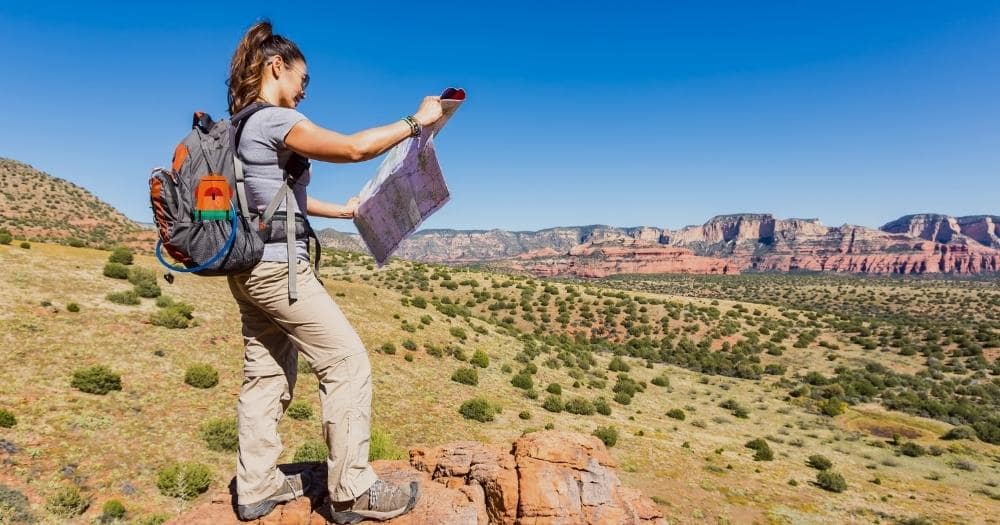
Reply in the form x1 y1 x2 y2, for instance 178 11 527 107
330 481 420 524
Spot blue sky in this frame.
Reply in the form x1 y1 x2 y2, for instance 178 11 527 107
2 2 998 233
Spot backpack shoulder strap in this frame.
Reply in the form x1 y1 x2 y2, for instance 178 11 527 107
231 102 275 221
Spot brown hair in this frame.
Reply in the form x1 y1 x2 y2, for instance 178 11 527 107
227 20 306 115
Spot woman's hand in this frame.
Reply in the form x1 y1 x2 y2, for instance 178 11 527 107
414 96 443 127
345 196 361 218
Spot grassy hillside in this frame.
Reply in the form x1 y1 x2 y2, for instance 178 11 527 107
0 242 997 524
0 159 155 251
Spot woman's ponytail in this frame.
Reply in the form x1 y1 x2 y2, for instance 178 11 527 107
227 20 305 115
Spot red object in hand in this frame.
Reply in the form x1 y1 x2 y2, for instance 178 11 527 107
441 87 466 100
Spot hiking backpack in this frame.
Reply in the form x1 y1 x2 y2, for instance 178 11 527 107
149 102 321 300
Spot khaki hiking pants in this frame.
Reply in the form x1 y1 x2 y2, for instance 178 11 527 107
227 259 378 505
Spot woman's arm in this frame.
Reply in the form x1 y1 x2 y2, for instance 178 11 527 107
285 96 443 163
306 195 359 219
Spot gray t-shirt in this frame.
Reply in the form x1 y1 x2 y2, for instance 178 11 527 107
238 106 311 262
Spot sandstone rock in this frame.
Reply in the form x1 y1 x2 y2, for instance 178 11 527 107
165 431 663 525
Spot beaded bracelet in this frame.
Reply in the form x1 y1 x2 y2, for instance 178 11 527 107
402 115 421 138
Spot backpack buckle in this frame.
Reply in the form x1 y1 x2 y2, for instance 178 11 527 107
192 111 214 133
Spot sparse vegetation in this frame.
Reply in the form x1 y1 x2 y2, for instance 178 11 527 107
200 418 239 452
156 462 212 500
184 363 219 389
71 365 122 394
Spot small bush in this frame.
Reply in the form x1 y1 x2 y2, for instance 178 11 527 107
293 440 328 462
45 486 88 518
594 397 612 416
127 266 157 286
0 232 11 245
71 366 122 395
511 373 533 390
459 397 497 422
19 242 30 249
608 356 630 372
380 342 397 355
103 262 129 279
101 498 127 520
593 426 619 447
666 408 686 421
369 426 406 461
200 418 239 452
402 339 418 351
564 397 595 415
613 392 632 405
451 367 479 386
67 238 85 248
156 462 212 500
66 302 80 313
449 327 468 340
899 442 926 457
134 281 162 298
470 350 489 368
184 363 218 389
542 395 564 413
0 409 16 428
150 306 192 328
941 426 977 441
816 470 847 492
286 400 313 420
106 290 140 305
807 454 833 470
745 438 774 461
519 410 532 420
108 247 134 265
820 397 846 417
135 513 170 525
0 484 33 523
650 375 670 387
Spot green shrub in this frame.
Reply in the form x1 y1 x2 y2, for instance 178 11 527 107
369 426 406 461
546 383 562 395
0 232 11 245
380 342 397 355
820 397 846 417
410 296 427 308
594 397 612 416
67 238 85 248
470 350 489 368
19 242 30 249
286 400 313 420
449 327 468 340
66 302 80 313
608 356 630 372
542 395 564 413
650 375 670 387
593 426 619 447
0 484 33 523
519 411 532 420
71 366 122 394
745 438 774 461
613 392 632 405
941 426 977 441
106 290 140 305
459 397 497 422
0 409 15 428
127 266 157 286
200 418 239 452
816 470 847 492
293 440 328 462
156 462 212 500
511 373 533 390
101 498 127 520
135 513 170 525
501 364 513 374
899 442 926 457
134 281 162 298
402 339 418 351
451 367 479 386
45 486 88 518
666 408 686 421
184 363 219 389
108 247 134 265
807 455 833 470
155 296 176 308
150 306 192 328
103 262 129 279
564 397 595 415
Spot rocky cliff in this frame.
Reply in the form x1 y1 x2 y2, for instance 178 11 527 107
167 431 665 525
319 212 1000 277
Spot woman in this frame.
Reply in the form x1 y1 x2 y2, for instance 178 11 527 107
224 20 442 523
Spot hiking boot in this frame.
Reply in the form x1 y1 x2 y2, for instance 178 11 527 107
329 479 421 524
236 470 313 521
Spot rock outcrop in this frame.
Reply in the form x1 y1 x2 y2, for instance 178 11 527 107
166 431 665 525
505 240 737 277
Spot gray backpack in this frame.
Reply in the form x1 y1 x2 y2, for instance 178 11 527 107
149 102 320 300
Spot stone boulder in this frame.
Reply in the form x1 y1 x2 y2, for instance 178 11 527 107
166 431 665 525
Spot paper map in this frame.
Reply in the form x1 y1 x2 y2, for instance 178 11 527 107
354 88 466 265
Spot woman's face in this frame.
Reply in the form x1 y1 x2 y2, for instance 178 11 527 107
267 56 308 108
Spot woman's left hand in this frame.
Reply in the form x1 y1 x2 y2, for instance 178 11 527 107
345 196 361 218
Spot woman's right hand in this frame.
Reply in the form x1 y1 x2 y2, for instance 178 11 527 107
414 96 443 127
